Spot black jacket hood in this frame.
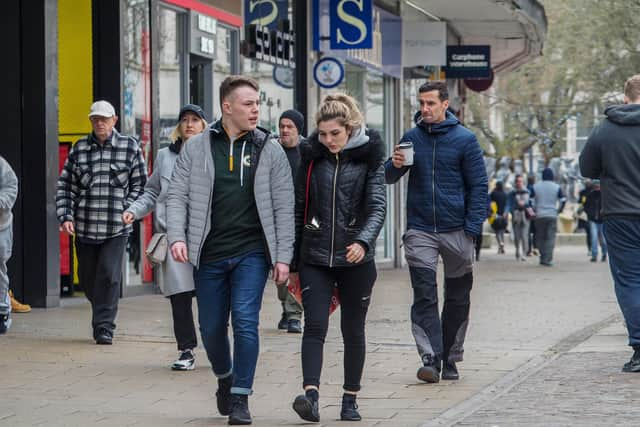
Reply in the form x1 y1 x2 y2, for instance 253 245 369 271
605 104 640 126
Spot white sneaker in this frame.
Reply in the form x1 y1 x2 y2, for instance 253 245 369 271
171 349 195 371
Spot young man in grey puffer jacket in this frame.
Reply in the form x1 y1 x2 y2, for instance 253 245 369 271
166 76 294 425
0 155 18 334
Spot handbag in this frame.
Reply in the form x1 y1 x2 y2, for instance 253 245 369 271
145 233 168 264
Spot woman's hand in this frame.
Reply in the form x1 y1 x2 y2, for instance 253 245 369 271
346 242 366 264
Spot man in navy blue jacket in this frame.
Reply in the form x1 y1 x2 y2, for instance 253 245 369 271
386 81 488 383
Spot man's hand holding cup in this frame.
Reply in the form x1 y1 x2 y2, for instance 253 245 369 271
392 141 414 169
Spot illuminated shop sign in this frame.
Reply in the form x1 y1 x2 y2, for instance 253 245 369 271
241 21 296 68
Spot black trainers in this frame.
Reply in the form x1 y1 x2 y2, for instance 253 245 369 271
417 355 440 383
340 393 361 421
441 361 459 380
293 389 320 422
277 312 288 330
94 328 113 345
0 313 11 335
590 257 597 262
287 319 302 333
622 348 640 373
602 254 607 262
171 349 195 371
228 394 252 425
216 376 232 416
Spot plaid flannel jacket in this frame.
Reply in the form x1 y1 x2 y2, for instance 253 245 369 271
56 130 147 242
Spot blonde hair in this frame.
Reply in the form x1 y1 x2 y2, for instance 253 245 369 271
625 74 640 103
170 117 208 143
315 93 363 130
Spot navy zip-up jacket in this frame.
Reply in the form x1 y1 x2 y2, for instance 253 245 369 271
385 111 488 236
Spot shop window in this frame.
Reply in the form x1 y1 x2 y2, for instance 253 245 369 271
158 6 186 148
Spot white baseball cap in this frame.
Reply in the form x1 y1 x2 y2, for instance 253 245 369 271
88 100 116 118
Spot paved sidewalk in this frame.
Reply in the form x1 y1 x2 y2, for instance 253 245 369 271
0 247 623 426
452 322 640 427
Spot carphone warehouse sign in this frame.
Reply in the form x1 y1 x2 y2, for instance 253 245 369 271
444 45 491 79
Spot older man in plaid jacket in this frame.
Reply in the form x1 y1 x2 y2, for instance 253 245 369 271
56 100 147 345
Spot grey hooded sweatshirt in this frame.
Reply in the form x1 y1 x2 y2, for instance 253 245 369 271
580 104 640 218
0 156 18 231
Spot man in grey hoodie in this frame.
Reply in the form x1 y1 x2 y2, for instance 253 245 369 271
0 156 18 334
532 168 566 266
580 74 640 373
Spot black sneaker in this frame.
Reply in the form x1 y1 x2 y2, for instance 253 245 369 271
417 355 440 383
293 389 320 422
441 361 459 380
340 393 361 421
216 376 232 416
171 349 195 371
287 319 302 334
0 313 11 335
228 394 252 425
277 312 288 330
95 328 113 345
602 254 607 262
590 257 597 262
622 348 640 373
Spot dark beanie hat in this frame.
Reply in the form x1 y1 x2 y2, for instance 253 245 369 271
178 104 206 121
542 167 554 181
279 109 304 135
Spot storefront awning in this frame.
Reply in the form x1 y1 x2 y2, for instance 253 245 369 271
403 0 547 73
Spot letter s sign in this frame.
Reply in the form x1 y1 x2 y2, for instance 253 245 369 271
329 0 372 49
244 0 287 31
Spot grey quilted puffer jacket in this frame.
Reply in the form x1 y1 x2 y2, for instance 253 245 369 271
166 122 295 268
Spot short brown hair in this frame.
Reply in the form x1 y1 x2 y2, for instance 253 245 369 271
418 81 449 101
219 75 259 108
624 74 640 103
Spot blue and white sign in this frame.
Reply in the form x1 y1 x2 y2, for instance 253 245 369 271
244 0 288 31
313 57 345 88
329 0 373 50
273 66 294 89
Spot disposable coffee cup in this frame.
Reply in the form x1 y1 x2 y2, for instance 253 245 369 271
398 141 414 166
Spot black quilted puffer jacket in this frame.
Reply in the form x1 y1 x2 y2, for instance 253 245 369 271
292 126 386 269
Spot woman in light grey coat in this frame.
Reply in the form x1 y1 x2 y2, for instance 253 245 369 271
123 104 207 371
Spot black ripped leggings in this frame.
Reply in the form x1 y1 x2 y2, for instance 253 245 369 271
299 261 377 392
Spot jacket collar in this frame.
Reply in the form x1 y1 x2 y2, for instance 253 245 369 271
209 119 270 147
415 110 460 135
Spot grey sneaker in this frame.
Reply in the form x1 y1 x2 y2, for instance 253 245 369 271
171 349 195 371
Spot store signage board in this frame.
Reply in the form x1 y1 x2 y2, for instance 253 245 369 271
243 0 288 31
444 45 491 79
242 21 296 68
329 0 373 50
313 1 401 79
313 57 345 89
190 11 217 59
402 21 446 67
273 66 294 89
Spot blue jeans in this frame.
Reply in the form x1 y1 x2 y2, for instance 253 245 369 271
194 250 270 395
603 219 640 347
589 221 607 258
